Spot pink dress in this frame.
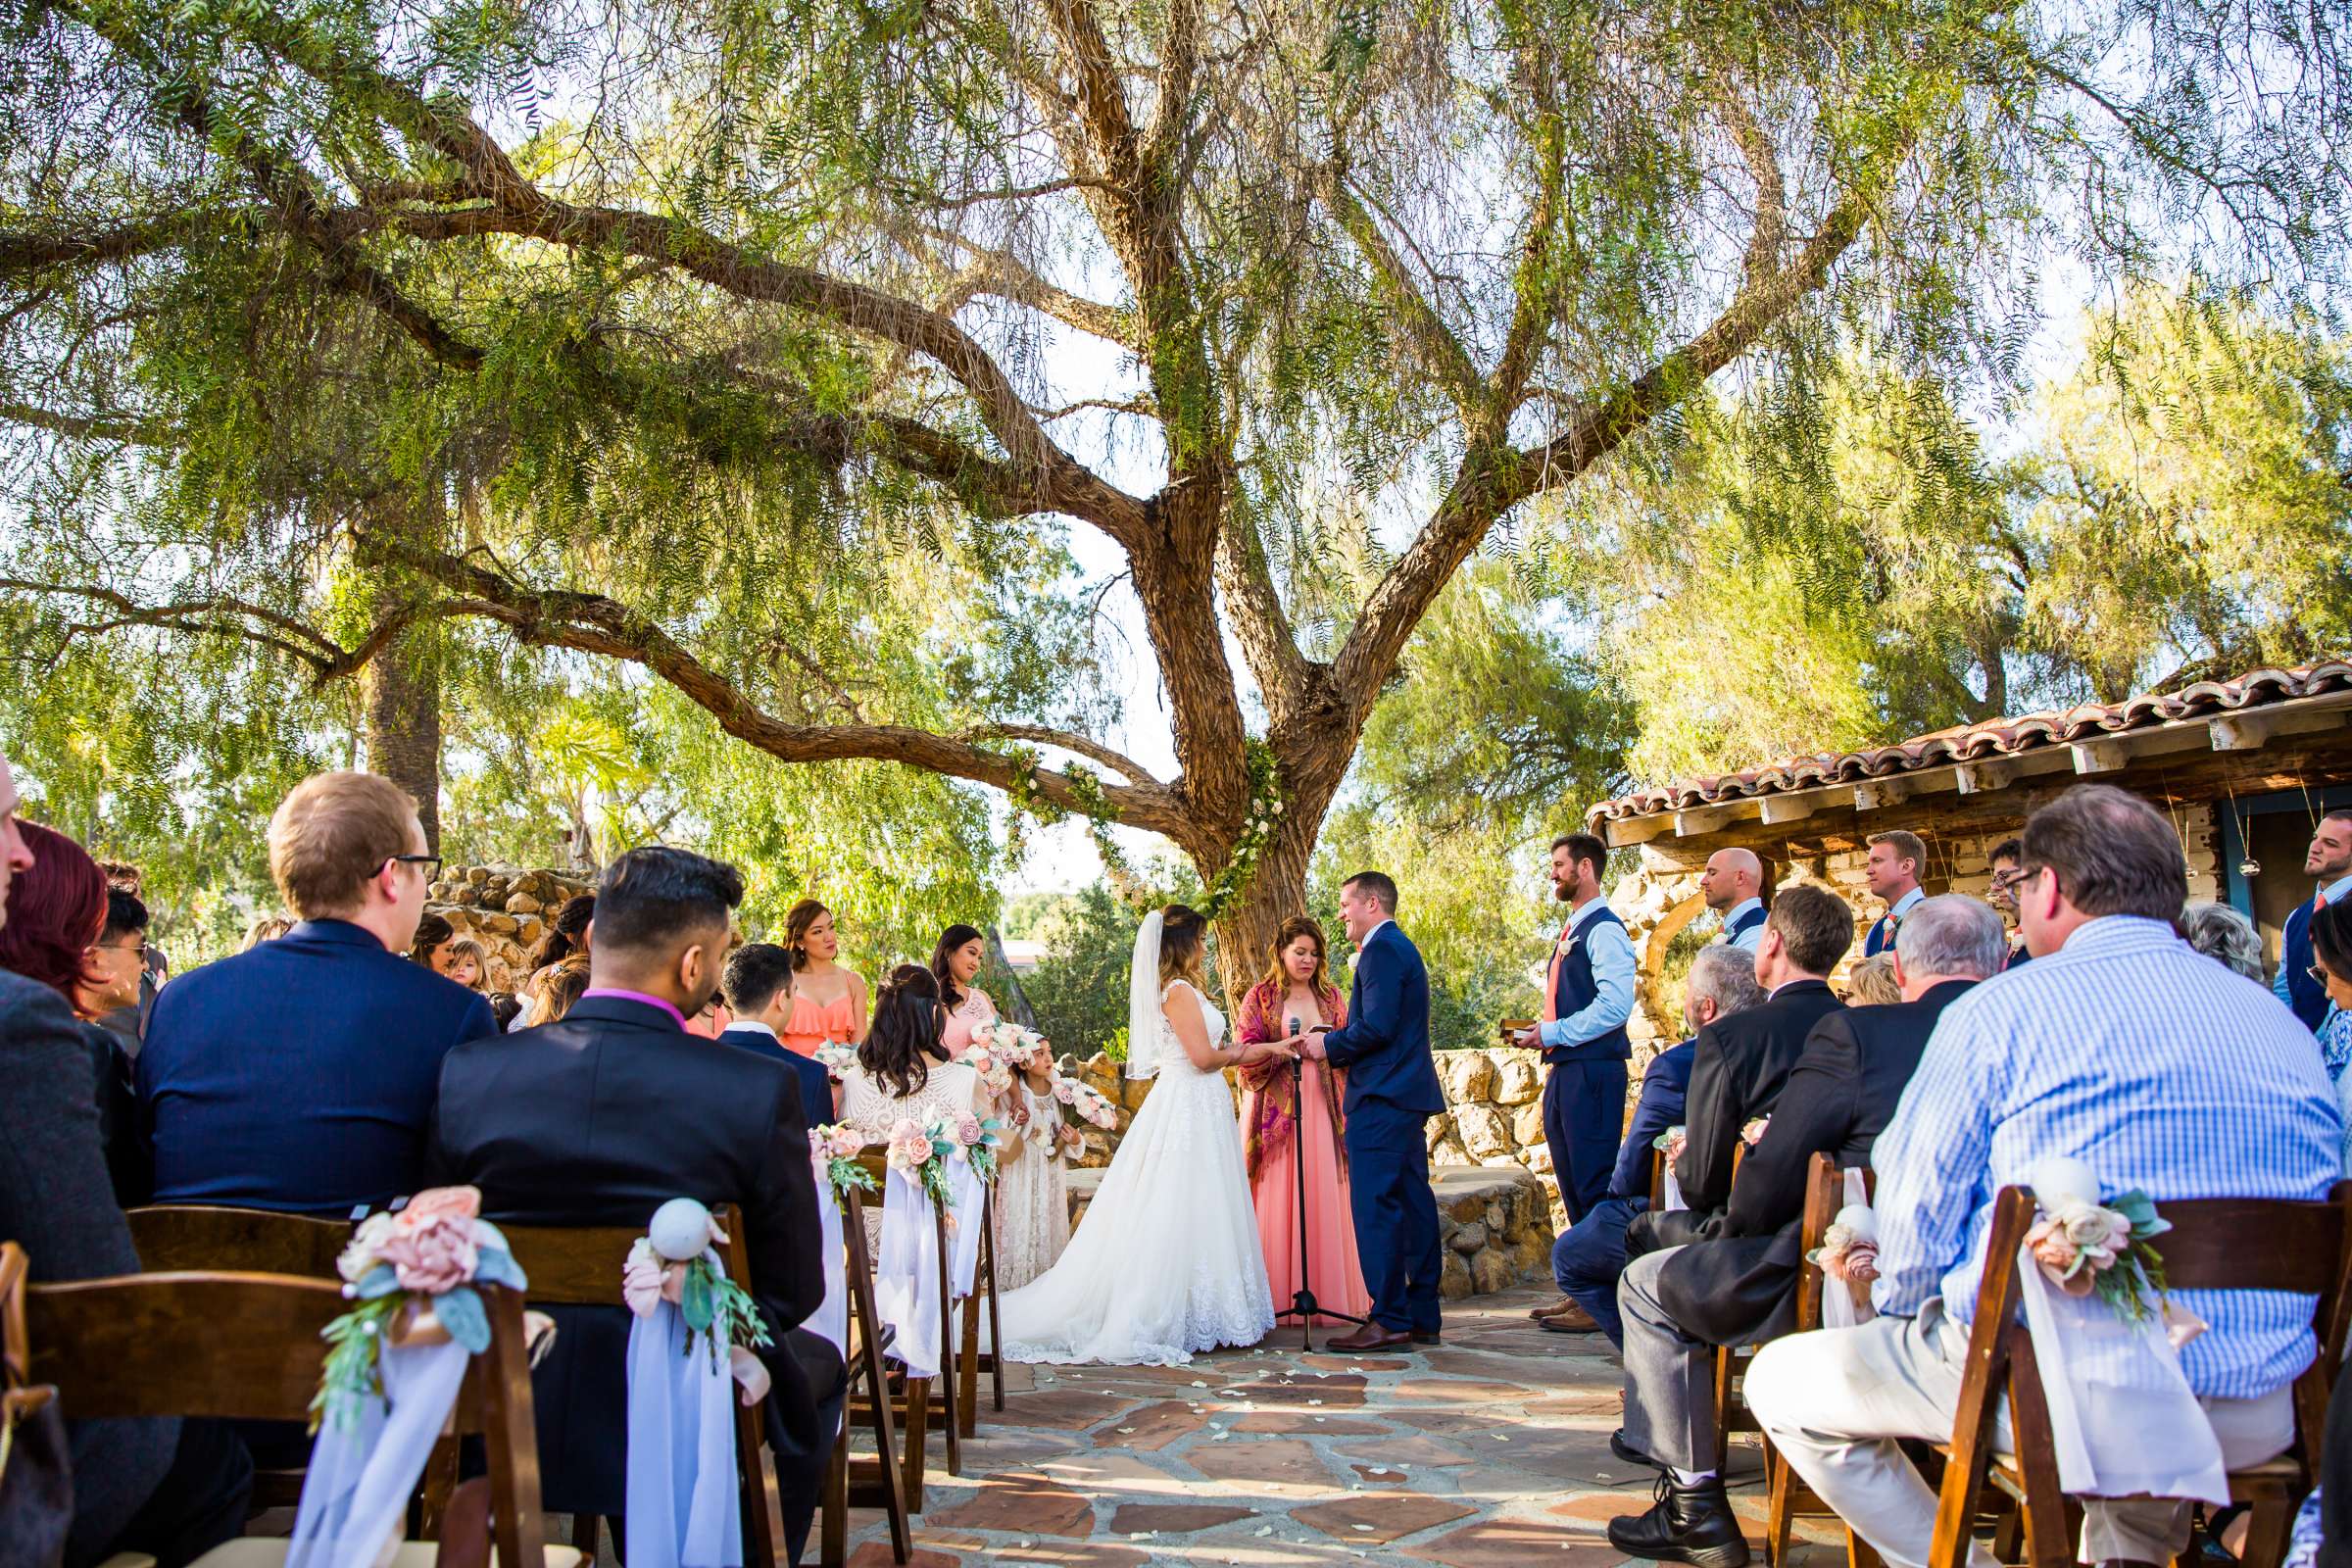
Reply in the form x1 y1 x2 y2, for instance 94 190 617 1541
1236 980 1371 1325
779 986 859 1058
940 990 996 1056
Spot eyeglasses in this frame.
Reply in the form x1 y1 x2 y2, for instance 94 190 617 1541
2312 964 2337 985
387 854 443 879
87 940 153 961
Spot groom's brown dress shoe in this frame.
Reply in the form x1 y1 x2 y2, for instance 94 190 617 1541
1328 1323 1412 1351
1528 1295 1579 1321
1541 1299 1602 1334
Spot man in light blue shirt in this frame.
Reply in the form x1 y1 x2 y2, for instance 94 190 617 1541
1513 833 1637 1238
1746 785 2340 1568
1861 831 1927 957
1701 848 1767 951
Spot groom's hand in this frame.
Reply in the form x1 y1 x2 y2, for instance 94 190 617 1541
1301 1036 1328 1061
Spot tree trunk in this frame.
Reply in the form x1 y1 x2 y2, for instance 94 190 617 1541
364 625 443 852
1205 811 1321 1015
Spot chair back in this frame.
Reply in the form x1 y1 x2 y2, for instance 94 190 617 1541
1794 1153 1877 1331
126 1204 352 1277
498 1205 747 1307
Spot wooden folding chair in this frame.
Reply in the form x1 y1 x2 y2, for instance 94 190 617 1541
821 1177 911 1568
1764 1154 1883 1568
953 1183 1006 1438
852 1151 959 1502
1927 1182 2352 1568
500 1208 788 1567
18 1258 567 1567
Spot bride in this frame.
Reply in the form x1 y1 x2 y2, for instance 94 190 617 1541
994 903 1292 1364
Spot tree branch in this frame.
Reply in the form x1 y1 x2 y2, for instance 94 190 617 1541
0 400 178 446
961 722 1163 786
915 225 1138 347
0 577 347 671
1321 172 1483 415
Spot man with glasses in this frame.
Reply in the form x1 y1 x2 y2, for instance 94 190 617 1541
87 886 156 1052
139 770 497 1215
1984 837 2031 971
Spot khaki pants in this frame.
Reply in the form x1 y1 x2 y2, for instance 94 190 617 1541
1744 1304 2291 1568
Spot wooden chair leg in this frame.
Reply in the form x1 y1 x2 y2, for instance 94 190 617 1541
900 1374 931 1512
1712 1345 1736 1474
1764 1450 1795 1568
737 1396 785 1568
821 1427 849 1568
1848 1527 1883 1568
571 1515 601 1561
2235 1484 2295 1568
983 1189 1004 1413
956 1295 981 1441
1990 1497 2025 1563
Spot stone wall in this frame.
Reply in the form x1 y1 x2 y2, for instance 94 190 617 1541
423 864 595 993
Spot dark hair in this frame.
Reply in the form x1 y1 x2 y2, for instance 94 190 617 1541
861 963 947 1097
725 942 799 1016
0 820 108 1011
1764 883 1854 975
1343 870 1398 913
2327 808 2352 827
2312 901 2352 986
593 848 745 954
930 923 986 1013
1988 837 2023 867
784 899 832 975
1260 916 1330 995
528 893 596 971
102 887 148 944
2020 784 2186 922
487 991 524 1030
1551 833 1608 881
408 910 455 965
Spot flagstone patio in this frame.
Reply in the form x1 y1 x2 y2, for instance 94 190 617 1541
838 1283 1826 1568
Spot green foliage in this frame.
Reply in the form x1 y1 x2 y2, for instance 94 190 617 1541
1016 882 1146 1058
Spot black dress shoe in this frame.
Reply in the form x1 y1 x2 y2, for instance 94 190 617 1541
1606 1472 1750 1567
1411 1331 1441 1345
1611 1428 1662 1469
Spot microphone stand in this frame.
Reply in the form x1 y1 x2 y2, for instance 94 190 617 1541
1270 1014 1368 1352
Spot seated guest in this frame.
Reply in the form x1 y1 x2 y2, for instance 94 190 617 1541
138 771 496 1214
513 891 593 1030
1636 882 1852 1242
240 913 291 949
0 822 152 1206
1985 836 2031 970
0 751 251 1568
1747 784 2341 1568
428 848 842 1563
485 990 524 1030
407 909 456 967
1843 952 1900 1006
1544 946 1762 1343
2308 902 2352 1172
1606 897 2002 1552
2182 899 2268 984
89 882 156 1051
722 941 837 1130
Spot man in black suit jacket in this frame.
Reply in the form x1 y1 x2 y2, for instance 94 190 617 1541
718 941 836 1130
428 848 842 1564
1656 895 2006 1353
1604 881 1853 1567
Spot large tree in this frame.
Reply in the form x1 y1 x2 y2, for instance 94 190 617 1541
2 0 2348 974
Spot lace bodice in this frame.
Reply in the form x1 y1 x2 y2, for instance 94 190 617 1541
1152 980 1227 1079
838 1059 980 1136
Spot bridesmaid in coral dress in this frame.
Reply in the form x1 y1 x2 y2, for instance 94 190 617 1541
1236 917 1372 1324
776 899 869 1057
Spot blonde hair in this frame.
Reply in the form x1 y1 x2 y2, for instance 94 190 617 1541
441 936 488 985
267 771 419 919
1845 953 1902 1006
1158 904 1208 991
242 914 293 950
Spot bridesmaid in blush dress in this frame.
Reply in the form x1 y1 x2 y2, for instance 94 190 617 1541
1236 916 1372 1325
776 899 868 1056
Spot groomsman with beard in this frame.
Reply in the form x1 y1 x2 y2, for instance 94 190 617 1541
1516 833 1636 1298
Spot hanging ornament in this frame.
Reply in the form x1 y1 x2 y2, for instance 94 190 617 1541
2239 858 2262 878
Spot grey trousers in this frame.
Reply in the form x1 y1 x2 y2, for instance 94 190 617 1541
1618 1244 1718 1472
1745 1304 2293 1568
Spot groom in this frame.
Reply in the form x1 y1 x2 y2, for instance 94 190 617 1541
1302 870 1447 1349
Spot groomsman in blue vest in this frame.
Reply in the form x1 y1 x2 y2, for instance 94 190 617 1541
2276 808 2352 1031
1700 849 1768 951
1515 832 1636 1235
1860 830 1928 957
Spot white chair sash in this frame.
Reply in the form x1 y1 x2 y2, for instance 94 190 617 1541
948 1160 987 1298
2014 1245 2228 1503
1661 1171 1685 1213
811 1148 849 1358
624 1301 745 1568
876 1166 946 1379
287 1335 471 1568
1823 1168 1877 1331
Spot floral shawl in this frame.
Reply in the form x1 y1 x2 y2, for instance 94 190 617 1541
1235 976 1348 1181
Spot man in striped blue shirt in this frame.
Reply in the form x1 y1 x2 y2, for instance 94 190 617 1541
1746 785 2341 1568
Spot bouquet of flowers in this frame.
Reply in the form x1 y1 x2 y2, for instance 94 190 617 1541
962 1044 1016 1098
973 1020 1054 1073
1053 1074 1118 1132
1807 1203 1881 1283
624 1199 774 1372
1740 1116 1771 1149
809 1123 878 1204
318 1186 527 1428
1652 1125 1688 1165
887 1116 956 1206
2025 1155 2173 1323
813 1040 859 1078
932 1109 1005 1184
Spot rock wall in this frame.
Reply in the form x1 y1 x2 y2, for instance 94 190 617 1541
423 864 595 993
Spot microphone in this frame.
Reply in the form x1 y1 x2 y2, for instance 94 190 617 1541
1288 1015 1300 1038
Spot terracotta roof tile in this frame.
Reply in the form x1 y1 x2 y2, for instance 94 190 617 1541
1589 661 2352 826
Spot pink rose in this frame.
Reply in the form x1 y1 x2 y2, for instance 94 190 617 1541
378 1212 479 1295
399 1186 481 1229
1740 1117 1770 1148
1842 1240 1880 1283
956 1112 985 1147
2026 1216 2095 1294
1052 1079 1078 1105
829 1127 866 1159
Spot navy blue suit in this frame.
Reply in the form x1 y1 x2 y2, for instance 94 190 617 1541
2281 898 2330 1031
1319 920 1446 1335
720 1025 836 1130
138 919 498 1215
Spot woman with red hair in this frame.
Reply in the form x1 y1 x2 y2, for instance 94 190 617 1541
0 819 148 1203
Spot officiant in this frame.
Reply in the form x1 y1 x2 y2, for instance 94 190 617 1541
1515 833 1635 1230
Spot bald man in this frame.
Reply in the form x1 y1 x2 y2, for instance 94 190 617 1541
1700 849 1767 952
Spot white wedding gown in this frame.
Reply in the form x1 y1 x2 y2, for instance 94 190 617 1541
994 981 1276 1364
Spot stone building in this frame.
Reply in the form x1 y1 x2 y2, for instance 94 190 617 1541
1585 661 2352 1056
